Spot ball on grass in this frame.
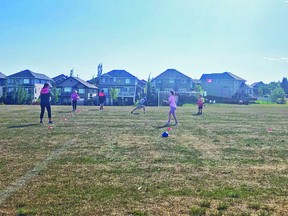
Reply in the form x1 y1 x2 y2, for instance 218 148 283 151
162 131 169 137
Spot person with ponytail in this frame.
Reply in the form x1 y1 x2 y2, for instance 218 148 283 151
39 83 53 124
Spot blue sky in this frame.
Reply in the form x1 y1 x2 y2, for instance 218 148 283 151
0 0 287 84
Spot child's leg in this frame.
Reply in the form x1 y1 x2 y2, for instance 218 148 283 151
46 104 52 122
131 107 137 113
172 113 178 123
40 105 45 122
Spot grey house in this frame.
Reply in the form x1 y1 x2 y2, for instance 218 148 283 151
0 72 6 98
52 74 69 85
98 70 144 105
151 69 195 93
57 76 98 104
6 69 52 102
200 72 248 101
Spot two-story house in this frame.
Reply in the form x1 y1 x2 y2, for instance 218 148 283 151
6 69 52 103
200 72 248 102
151 69 195 93
98 70 144 105
251 81 266 98
57 76 98 104
0 72 6 99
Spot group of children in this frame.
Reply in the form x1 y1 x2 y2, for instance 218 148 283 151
39 83 204 125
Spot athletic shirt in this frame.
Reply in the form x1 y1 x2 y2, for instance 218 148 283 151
197 98 204 106
139 98 145 105
40 87 51 105
168 95 177 108
98 92 106 103
71 92 79 101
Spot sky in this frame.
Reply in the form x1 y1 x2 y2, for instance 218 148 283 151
0 0 288 84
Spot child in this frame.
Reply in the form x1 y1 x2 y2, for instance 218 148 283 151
131 97 146 114
98 90 106 111
164 90 178 126
39 83 53 124
70 90 80 111
197 95 204 115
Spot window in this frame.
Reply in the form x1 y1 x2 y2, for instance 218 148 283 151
78 89 85 94
7 79 13 84
181 79 187 84
169 79 174 84
156 79 161 83
101 78 106 83
125 79 130 84
103 88 108 93
64 87 72 92
23 79 30 84
113 78 117 82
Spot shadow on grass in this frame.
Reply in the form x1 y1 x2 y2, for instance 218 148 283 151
57 111 73 113
88 109 100 112
8 123 39 128
131 112 140 115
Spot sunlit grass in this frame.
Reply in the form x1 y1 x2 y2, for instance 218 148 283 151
0 104 287 215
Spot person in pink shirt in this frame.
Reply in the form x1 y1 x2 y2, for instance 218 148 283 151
197 95 204 115
70 90 80 111
164 90 178 126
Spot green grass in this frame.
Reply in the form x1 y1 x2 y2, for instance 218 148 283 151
0 104 288 215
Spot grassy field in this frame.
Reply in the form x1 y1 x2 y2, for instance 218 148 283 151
0 104 287 216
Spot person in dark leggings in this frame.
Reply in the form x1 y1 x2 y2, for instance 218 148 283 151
70 90 80 111
39 83 53 124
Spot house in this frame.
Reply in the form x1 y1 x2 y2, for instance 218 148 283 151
6 69 52 102
251 81 266 98
151 69 195 93
52 74 69 85
0 72 6 98
200 72 248 102
57 76 98 104
98 70 144 105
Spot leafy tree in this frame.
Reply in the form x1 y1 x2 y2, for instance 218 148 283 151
271 87 286 104
145 73 152 98
280 77 288 96
109 88 119 105
91 63 103 86
16 85 27 104
51 83 60 104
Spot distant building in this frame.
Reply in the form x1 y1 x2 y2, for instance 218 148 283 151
200 72 248 102
151 69 195 93
251 81 266 98
6 69 52 102
57 76 98 104
0 72 7 98
98 70 144 105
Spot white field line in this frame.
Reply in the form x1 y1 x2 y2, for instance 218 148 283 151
0 140 75 205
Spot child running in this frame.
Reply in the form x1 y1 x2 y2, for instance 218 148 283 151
39 83 53 124
131 97 146 114
70 90 80 111
164 90 178 126
197 94 204 115
98 90 106 111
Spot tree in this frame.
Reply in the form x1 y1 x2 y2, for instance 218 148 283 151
51 83 60 104
16 85 27 104
109 88 119 105
91 63 103 86
280 77 288 96
271 87 286 104
145 73 152 98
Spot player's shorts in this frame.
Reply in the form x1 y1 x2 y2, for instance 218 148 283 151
169 106 176 114
136 104 145 109
198 106 203 109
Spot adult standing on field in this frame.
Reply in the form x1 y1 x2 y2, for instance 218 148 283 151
39 83 53 124
70 90 80 111
98 90 106 111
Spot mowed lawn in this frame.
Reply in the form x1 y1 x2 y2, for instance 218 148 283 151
0 104 287 215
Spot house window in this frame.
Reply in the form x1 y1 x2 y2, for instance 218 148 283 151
101 78 106 83
125 79 130 84
103 88 108 93
23 79 30 84
113 78 117 82
169 79 174 84
78 89 85 94
181 79 187 84
64 87 72 92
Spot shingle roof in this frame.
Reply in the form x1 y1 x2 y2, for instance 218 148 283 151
152 69 192 81
251 81 265 87
52 74 69 84
102 70 137 79
7 69 51 80
74 77 98 89
0 72 6 79
200 72 246 81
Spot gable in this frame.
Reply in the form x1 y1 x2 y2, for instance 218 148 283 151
153 69 192 81
102 70 137 79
